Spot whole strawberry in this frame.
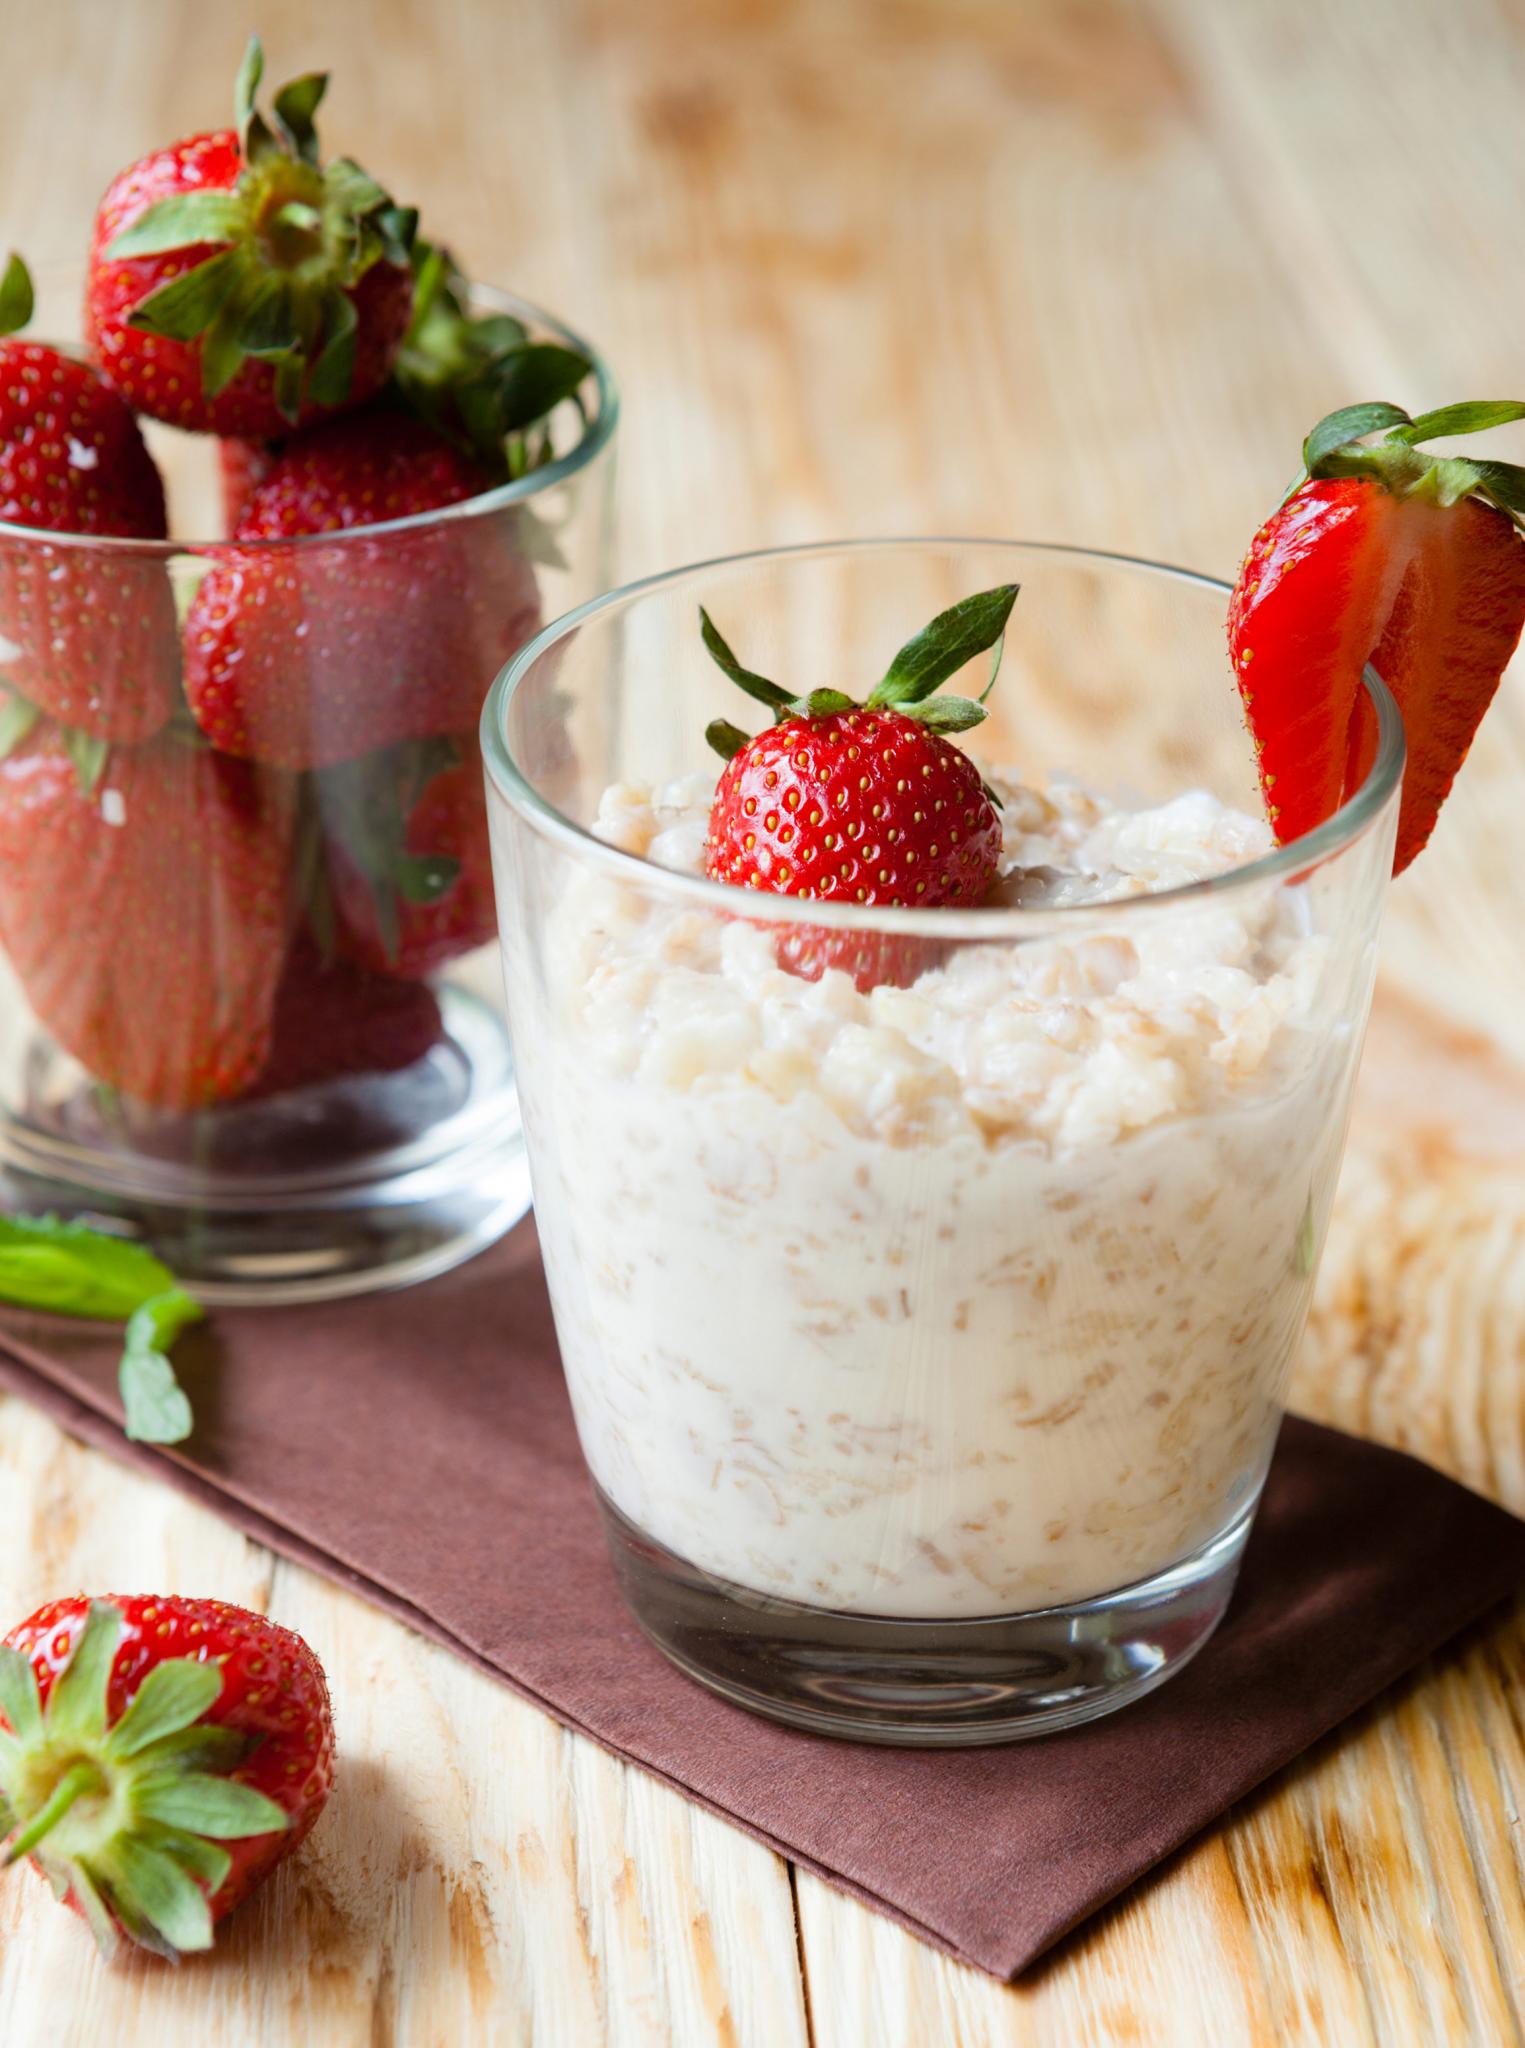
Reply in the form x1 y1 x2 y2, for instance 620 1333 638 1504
241 931 444 1097
1230 399 1525 872
87 39 414 439
0 256 178 742
218 435 276 533
183 409 540 769
0 1595 334 1959
0 718 294 1108
701 590 1015 987
318 732 496 977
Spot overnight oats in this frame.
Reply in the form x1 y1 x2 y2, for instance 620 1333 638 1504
484 540 1403 1743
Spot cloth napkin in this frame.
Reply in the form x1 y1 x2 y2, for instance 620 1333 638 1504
0 1221 1520 1981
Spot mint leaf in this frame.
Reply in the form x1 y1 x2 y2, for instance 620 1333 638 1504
125 1288 203 1358
120 1288 201 1444
119 1347 193 1447
1303 402 1412 474
0 1215 176 1320
870 585 1020 708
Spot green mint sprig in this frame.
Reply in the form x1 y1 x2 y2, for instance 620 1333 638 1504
0 1216 202 1444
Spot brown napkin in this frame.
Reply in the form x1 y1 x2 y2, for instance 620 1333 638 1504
0 1221 1521 1981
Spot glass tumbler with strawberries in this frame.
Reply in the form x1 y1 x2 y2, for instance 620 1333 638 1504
0 42 616 1298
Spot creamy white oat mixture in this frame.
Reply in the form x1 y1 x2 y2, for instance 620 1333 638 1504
514 771 1359 1617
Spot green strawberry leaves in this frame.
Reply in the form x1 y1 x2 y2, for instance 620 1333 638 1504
107 1660 221 1759
0 253 34 338
705 719 752 763
391 240 593 482
1389 401 1525 445
1302 402 1413 475
0 1598 290 1961
0 1215 201 1443
0 690 38 759
1296 399 1525 535
109 36 415 422
698 609 793 714
313 737 462 968
869 585 1020 709
701 585 1020 759
106 194 247 261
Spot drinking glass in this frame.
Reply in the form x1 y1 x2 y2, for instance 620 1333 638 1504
482 540 1401 1745
0 278 615 1301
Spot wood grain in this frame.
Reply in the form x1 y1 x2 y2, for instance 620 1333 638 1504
2 0 1525 2040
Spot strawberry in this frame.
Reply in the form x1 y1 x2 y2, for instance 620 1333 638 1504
0 1594 333 1959
0 717 294 1108
1229 400 1525 873
318 733 496 977
0 255 179 743
86 39 414 439
700 591 1015 988
241 931 444 1097
218 435 276 533
182 409 540 769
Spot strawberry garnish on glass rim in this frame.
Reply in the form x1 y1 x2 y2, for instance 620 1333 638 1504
88 36 416 436
701 587 1017 988
1229 399 1525 873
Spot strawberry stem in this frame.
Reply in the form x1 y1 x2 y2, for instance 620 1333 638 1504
3 1761 100 1864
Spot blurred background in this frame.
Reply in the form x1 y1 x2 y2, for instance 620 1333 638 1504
5 0 1523 1039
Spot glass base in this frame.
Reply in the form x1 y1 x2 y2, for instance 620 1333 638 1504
0 987 530 1304
599 1489 1256 1747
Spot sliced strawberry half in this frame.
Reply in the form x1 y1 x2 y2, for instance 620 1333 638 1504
1229 399 1525 873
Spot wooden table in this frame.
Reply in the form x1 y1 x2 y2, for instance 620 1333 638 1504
4 1 1525 2039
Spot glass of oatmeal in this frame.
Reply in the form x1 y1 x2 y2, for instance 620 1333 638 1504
481 540 1402 1745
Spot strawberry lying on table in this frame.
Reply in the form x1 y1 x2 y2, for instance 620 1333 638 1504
0 1594 333 1958
1229 399 1525 870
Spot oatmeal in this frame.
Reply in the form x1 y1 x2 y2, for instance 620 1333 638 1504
509 770 1361 1618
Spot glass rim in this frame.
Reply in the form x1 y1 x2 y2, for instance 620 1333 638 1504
481 536 1406 938
0 282 619 556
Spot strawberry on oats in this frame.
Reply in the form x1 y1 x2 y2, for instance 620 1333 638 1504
701 588 1016 988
